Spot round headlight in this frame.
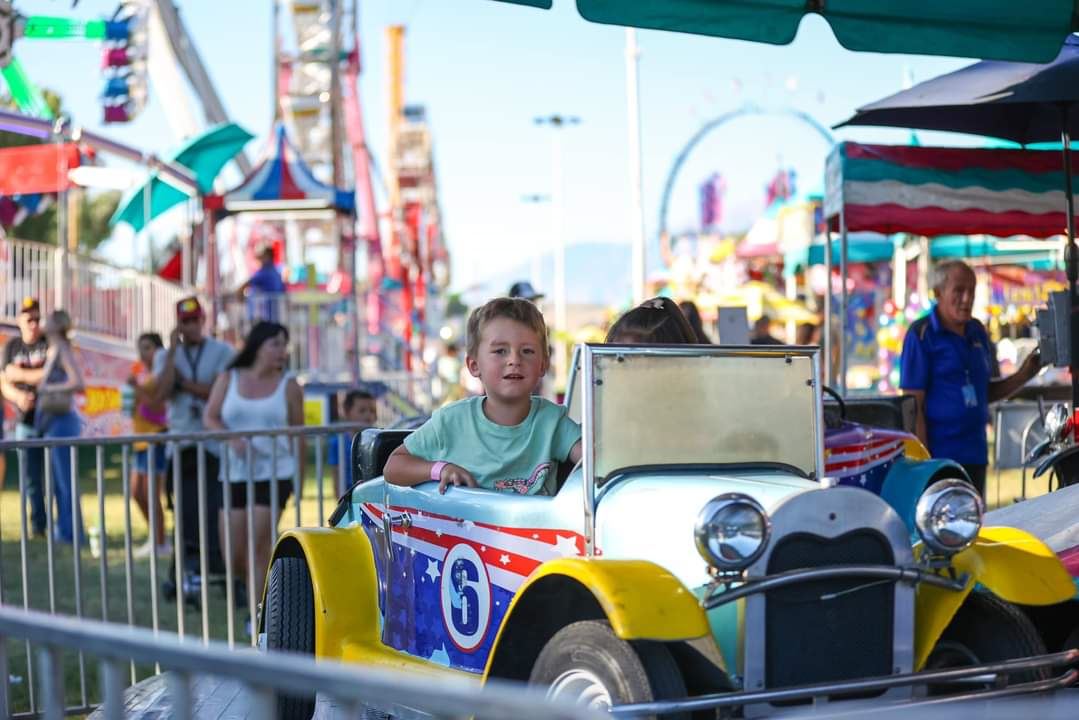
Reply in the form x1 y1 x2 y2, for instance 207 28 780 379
915 479 984 555
694 494 771 572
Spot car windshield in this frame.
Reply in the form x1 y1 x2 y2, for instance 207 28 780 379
568 345 822 484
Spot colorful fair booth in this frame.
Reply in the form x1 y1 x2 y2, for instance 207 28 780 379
208 122 357 379
824 142 1070 393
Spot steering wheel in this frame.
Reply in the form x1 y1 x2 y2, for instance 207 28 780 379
822 385 847 421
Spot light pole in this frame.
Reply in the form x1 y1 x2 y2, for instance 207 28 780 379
521 193 551 290
625 29 646 305
534 114 579 391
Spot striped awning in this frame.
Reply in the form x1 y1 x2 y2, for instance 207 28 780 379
223 123 354 214
824 143 1074 238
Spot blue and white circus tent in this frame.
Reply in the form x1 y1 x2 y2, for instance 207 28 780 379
221 122 354 214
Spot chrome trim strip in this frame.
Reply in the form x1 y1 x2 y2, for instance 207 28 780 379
581 344 597 556
609 649 1079 716
702 565 967 609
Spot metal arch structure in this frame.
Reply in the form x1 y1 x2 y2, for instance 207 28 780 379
657 104 837 238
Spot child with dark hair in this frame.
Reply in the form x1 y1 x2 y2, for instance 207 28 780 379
385 297 581 495
606 297 699 344
678 300 711 344
328 387 379 487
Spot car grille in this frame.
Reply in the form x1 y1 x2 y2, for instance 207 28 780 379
764 529 895 693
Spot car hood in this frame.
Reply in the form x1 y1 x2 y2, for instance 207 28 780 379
595 469 816 591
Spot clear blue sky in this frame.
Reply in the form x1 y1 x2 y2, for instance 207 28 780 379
15 1 985 301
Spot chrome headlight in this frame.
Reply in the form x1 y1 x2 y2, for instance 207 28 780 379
915 479 984 555
694 494 771 572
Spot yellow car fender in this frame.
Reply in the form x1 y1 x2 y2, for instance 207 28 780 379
902 437 930 461
484 557 709 680
913 526 1075 669
268 526 378 660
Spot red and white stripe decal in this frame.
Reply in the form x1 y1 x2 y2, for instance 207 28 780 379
360 502 585 592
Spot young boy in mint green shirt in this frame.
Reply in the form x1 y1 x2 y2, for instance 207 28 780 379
385 298 581 495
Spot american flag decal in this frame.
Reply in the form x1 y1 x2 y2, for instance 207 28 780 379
359 502 585 673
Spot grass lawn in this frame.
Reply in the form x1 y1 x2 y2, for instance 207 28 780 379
0 445 339 715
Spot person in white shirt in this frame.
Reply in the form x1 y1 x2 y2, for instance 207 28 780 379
203 321 303 605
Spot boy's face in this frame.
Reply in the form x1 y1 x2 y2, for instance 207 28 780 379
345 398 378 426
466 317 547 404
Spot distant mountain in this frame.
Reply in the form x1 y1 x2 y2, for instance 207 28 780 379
459 241 634 307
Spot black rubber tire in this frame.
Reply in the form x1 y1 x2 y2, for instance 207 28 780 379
529 620 687 720
264 556 316 720
928 591 1049 688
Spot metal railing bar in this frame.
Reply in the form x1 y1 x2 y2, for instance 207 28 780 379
245 443 256 647
120 446 135 685
43 449 56 614
270 438 280 553
292 436 302 528
99 658 125 720
146 445 161 675
16 448 36 714
221 450 235 650
170 446 185 640
315 434 325 526
165 670 192 719
70 444 87 708
196 443 210 645
0 422 374 451
0 607 601 720
35 645 61 720
0 635 9 718
95 445 109 623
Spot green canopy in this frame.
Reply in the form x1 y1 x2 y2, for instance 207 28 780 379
494 1 1078 63
111 122 254 231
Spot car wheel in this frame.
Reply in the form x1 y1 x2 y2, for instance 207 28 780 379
529 620 687 720
926 591 1048 690
264 555 316 720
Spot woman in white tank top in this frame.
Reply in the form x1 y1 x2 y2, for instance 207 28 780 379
204 322 303 607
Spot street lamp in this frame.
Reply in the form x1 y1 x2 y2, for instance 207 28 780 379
534 114 579 390
521 193 551 290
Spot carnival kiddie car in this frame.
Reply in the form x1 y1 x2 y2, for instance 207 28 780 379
260 345 1078 719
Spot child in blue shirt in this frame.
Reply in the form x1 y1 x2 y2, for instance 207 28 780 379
385 298 581 495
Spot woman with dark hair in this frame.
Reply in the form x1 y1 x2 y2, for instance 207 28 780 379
203 321 302 610
606 297 699 344
678 299 711 344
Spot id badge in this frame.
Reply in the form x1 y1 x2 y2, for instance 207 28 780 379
961 383 977 408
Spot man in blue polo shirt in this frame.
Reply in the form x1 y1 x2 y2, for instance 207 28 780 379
900 261 1041 497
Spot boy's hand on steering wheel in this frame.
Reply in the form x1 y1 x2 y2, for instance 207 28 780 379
438 463 477 494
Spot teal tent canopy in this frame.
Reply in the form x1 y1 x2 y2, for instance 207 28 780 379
492 1 1078 63
111 122 254 231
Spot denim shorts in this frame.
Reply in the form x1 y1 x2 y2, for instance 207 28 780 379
133 443 168 474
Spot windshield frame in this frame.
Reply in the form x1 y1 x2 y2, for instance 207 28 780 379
571 343 824 556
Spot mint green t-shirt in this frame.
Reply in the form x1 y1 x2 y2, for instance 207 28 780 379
403 396 581 495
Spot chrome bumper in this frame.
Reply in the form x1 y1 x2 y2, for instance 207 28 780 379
610 649 1079 716
701 563 967 610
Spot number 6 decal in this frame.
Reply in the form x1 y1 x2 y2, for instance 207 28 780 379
440 543 492 652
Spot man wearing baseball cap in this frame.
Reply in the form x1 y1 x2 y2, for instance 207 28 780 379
1 297 49 535
152 296 234 576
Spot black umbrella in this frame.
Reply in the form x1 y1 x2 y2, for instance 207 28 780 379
838 35 1079 406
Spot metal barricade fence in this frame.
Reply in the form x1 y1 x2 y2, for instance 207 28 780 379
0 606 599 720
0 424 370 718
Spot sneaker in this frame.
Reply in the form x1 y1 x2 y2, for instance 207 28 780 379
133 540 155 559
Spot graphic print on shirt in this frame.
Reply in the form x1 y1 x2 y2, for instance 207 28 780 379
358 502 584 673
493 461 551 494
